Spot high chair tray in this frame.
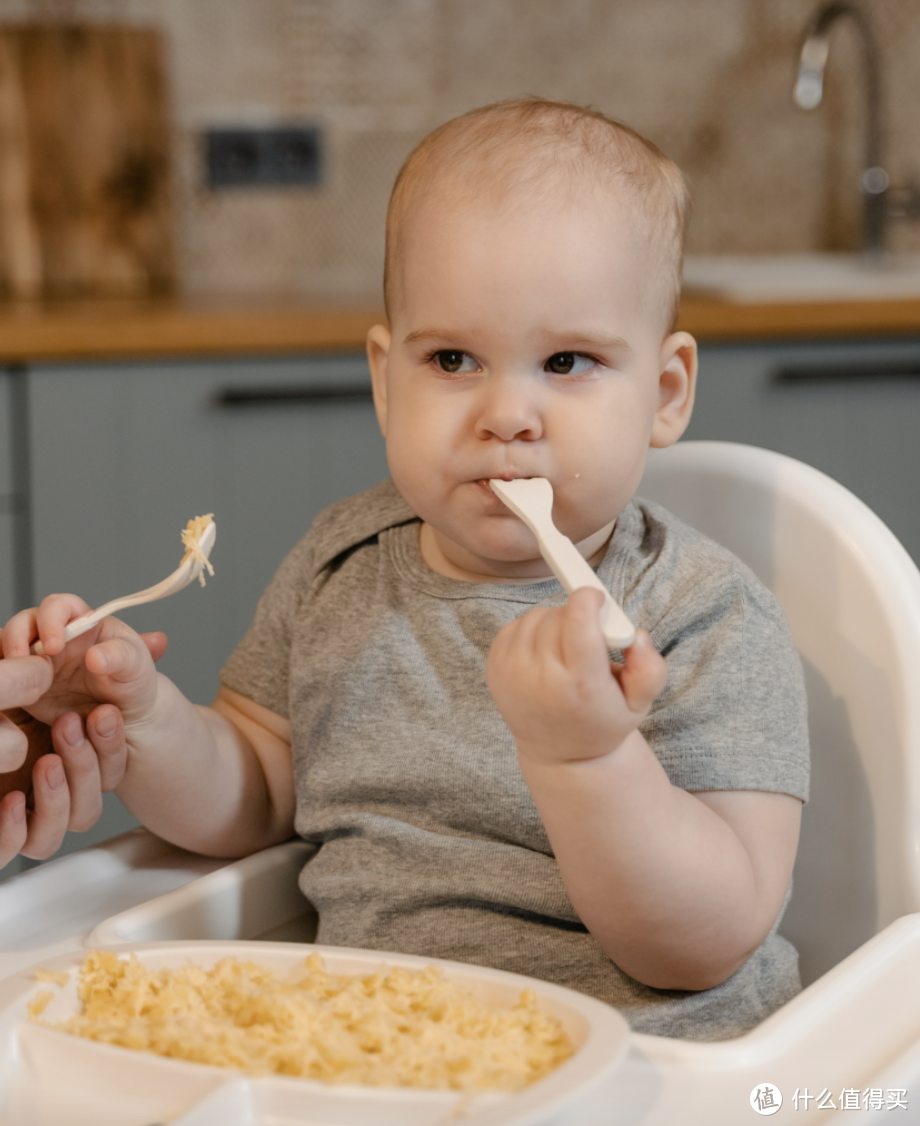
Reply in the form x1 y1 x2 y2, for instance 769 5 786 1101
81 839 920 1122
0 939 629 1126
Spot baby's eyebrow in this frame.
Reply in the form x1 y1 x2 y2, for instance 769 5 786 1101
403 327 457 345
540 331 633 354
402 328 634 352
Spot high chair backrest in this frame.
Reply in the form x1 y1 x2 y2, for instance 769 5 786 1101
638 441 920 986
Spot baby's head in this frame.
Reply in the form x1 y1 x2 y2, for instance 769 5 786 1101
367 99 698 582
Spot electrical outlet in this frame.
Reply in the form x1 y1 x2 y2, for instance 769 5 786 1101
205 126 322 188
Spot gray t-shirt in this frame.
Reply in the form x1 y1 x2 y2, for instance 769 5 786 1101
221 479 809 1041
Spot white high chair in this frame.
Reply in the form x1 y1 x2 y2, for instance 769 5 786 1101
638 440 920 985
88 442 920 1122
612 440 920 1119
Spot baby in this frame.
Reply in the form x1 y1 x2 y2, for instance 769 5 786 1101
1 99 808 1041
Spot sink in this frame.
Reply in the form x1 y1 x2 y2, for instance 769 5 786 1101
682 253 920 303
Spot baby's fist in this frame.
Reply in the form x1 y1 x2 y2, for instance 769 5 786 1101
487 588 666 766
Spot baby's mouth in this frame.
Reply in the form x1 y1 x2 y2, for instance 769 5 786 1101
478 475 535 493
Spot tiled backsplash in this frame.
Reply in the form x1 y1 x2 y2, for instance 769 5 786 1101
2 0 918 299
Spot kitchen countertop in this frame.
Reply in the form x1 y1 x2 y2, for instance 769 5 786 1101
3 292 920 363
679 292 920 341
0 297 387 363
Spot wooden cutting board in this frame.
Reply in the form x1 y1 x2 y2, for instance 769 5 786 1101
0 24 175 300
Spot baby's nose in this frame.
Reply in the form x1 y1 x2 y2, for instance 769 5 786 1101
474 377 543 442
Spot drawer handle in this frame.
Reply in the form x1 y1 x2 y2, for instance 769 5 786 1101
212 384 374 406
773 361 920 382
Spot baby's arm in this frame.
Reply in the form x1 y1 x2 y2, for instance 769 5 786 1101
487 587 802 992
2 596 295 858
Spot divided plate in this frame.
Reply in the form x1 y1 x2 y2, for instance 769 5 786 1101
0 940 629 1126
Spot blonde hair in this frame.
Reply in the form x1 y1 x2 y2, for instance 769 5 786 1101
384 98 690 333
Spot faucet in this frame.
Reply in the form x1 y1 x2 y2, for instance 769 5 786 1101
793 1 887 257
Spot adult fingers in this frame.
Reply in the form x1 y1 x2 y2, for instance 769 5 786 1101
140 632 169 663
20 752 70 860
51 712 103 832
0 653 53 770
34 594 94 657
0 712 29 772
0 654 53 710
85 705 128 792
0 707 52 783
0 791 27 869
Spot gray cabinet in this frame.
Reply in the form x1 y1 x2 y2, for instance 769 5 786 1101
687 338 920 567
15 353 388 861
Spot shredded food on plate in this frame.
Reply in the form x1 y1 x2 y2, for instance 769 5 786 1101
29 950 574 1091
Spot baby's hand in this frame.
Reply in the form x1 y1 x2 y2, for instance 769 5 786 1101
2 595 167 735
487 588 667 766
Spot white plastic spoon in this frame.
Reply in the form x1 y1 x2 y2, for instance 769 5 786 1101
32 515 217 653
489 479 635 650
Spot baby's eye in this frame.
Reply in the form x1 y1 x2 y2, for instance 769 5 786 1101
433 350 478 374
545 352 596 375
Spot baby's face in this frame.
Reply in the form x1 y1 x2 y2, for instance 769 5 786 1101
368 190 696 581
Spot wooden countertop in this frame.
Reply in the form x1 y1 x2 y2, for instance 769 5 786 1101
2 293 920 363
0 299 387 363
678 293 920 341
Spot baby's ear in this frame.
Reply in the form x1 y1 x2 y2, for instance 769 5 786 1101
366 324 391 437
650 331 697 449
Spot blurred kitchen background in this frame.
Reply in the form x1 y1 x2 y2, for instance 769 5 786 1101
2 0 920 301
4 0 920 869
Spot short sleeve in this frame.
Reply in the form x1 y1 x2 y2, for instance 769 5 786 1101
640 565 810 801
219 532 317 719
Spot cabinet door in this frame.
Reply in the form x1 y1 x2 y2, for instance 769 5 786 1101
687 338 920 566
26 354 388 855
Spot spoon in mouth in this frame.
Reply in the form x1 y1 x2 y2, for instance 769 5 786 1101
32 515 217 654
489 478 635 650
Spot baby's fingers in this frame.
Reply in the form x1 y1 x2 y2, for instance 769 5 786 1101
33 594 93 657
617 630 667 715
1 608 39 658
85 634 151 685
559 588 612 676
85 705 128 792
140 632 169 664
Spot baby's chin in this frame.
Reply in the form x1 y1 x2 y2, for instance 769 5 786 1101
455 518 540 560
425 520 550 579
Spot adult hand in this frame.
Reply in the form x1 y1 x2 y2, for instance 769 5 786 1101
0 653 53 771
0 706 130 866
0 631 168 870
2 598 162 731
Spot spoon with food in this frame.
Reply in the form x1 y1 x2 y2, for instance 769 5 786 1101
32 515 216 654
